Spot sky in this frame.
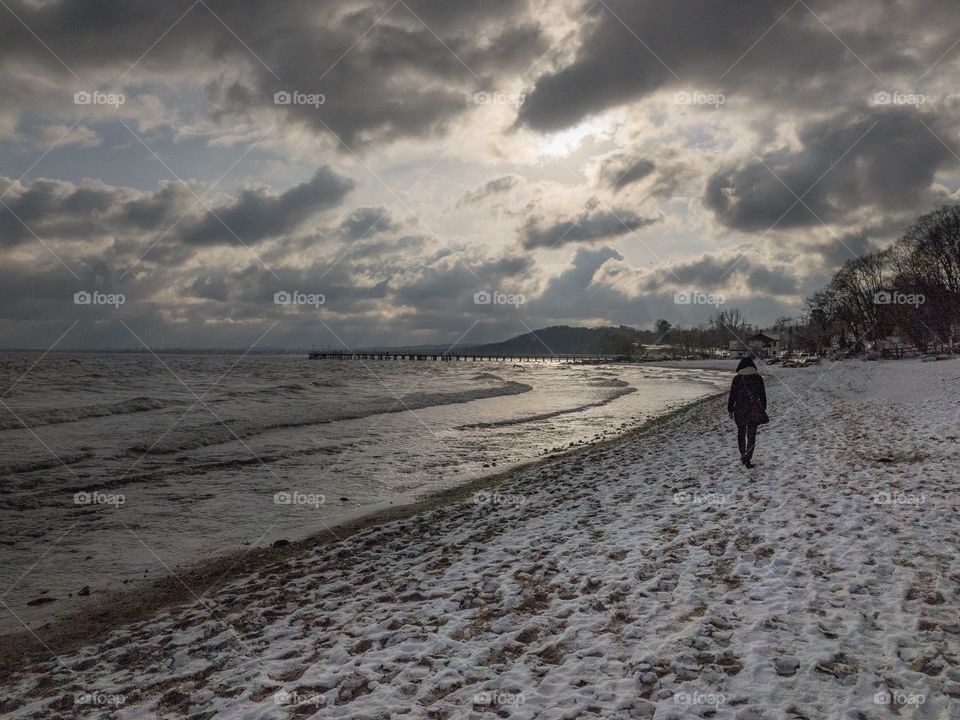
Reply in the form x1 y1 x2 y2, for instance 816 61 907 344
1 0 959 350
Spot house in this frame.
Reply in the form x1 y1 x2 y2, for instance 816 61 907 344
747 332 779 357
641 344 675 359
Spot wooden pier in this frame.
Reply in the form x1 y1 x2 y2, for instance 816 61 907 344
307 350 626 363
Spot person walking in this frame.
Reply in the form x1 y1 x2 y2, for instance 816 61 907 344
727 357 768 468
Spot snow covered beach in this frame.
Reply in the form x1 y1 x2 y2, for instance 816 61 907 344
3 359 960 719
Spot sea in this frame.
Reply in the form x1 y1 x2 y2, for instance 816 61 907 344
0 352 730 632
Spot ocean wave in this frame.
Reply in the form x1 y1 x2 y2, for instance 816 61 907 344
271 382 313 392
0 452 92 477
470 372 504 382
131 381 534 455
457 386 637 429
0 397 171 432
587 377 630 387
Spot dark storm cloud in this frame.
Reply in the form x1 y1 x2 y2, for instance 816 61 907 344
457 175 521 207
0 262 89 321
197 261 392 313
166 246 533 333
349 235 428 265
703 107 955 232
337 207 398 241
179 168 354 246
647 253 735 290
117 183 193 231
638 250 799 298
399 0 527 31
525 245 660 327
0 169 353 250
517 0 943 132
593 151 695 199
187 273 231 302
0 243 186 327
392 253 533 308
647 160 696 200
521 208 660 249
541 246 624 298
809 230 875 267
597 155 655 191
483 254 531 277
0 0 548 148
0 177 191 247
746 265 799 296
237 2 547 147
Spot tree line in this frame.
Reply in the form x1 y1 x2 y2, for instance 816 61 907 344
805 206 960 354
652 310 761 355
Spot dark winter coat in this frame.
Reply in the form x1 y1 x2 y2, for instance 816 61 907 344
727 358 768 426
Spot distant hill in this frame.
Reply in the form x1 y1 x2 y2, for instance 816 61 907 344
464 325 648 356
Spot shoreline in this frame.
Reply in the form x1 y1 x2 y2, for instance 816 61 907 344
5 358 958 718
0 390 724 675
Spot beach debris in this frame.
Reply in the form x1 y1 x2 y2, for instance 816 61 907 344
26 597 56 606
272 539 291 548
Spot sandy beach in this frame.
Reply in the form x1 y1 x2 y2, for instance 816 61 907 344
2 359 959 719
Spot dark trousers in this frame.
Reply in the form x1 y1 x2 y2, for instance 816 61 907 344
737 424 757 462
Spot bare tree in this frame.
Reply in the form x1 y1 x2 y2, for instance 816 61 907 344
807 205 960 355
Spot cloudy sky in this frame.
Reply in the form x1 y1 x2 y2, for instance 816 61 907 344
1 0 959 350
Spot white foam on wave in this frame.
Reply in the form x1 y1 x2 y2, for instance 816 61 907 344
0 396 170 432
